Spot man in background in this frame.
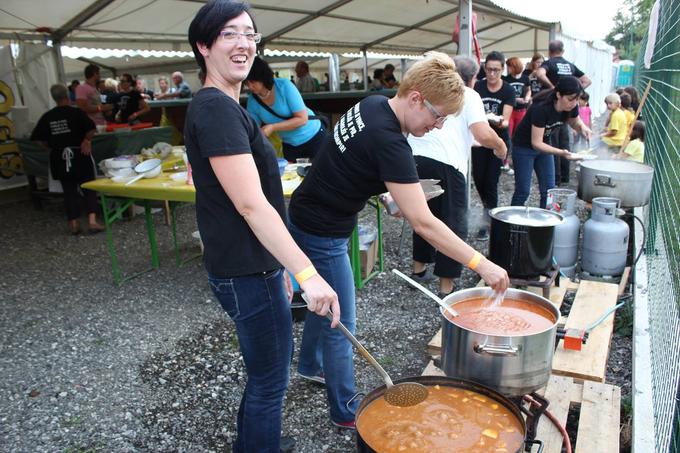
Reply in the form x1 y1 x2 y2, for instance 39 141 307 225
156 71 192 99
295 61 318 93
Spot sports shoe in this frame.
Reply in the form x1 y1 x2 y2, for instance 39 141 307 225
331 419 356 430
297 371 325 385
409 268 435 283
506 168 515 176
501 164 511 172
280 436 296 453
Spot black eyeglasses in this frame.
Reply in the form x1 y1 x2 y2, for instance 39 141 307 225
485 67 502 74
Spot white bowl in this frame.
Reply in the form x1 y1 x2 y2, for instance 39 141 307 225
170 171 188 182
134 158 162 178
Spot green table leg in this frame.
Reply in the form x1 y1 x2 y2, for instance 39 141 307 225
350 226 362 288
143 199 160 269
350 197 384 289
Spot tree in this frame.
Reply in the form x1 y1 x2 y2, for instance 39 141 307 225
605 0 655 60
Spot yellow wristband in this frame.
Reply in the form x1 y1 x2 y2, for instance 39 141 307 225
295 265 317 285
466 252 483 270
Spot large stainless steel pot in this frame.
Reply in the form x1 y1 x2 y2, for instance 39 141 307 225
356 376 536 453
440 287 560 396
489 207 564 278
578 159 654 207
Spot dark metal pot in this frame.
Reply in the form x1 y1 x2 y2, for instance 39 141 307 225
489 206 563 278
355 376 541 453
440 288 560 396
578 159 654 207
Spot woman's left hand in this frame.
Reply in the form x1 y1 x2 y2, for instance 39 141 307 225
261 124 275 137
80 139 92 156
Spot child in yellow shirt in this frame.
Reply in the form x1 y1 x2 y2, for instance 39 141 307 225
620 92 635 135
614 121 645 163
601 93 627 148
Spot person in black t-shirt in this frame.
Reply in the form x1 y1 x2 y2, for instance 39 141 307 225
31 84 102 235
510 76 592 208
289 52 509 430
114 73 150 123
383 63 399 88
185 3 338 451
504 57 531 136
523 53 545 98
471 50 516 239
536 40 592 184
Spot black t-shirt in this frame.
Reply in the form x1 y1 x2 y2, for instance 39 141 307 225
540 56 585 87
473 80 515 142
114 90 143 122
31 105 95 179
503 74 530 110
289 96 419 237
184 87 287 278
512 98 579 148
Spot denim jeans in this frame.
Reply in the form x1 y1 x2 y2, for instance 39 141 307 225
289 221 358 423
511 145 555 208
208 269 293 453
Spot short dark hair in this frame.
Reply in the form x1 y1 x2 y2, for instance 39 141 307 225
549 40 564 54
84 64 100 79
580 91 590 102
245 56 274 90
373 68 384 79
188 0 255 74
384 63 395 71
120 73 134 84
620 92 632 109
485 50 505 67
631 120 645 142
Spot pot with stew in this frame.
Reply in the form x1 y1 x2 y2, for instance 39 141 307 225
356 375 537 453
440 288 559 396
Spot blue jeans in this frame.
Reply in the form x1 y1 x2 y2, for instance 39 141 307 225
289 221 358 423
208 269 293 453
511 145 556 208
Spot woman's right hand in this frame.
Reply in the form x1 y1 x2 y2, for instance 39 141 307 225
475 257 509 293
300 274 340 327
563 149 584 161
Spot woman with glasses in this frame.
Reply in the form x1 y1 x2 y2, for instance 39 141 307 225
511 76 591 208
244 56 326 162
185 1 339 451
471 50 516 239
288 52 509 431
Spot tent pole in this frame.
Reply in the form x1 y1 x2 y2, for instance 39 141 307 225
458 0 472 57
52 40 66 83
362 49 368 92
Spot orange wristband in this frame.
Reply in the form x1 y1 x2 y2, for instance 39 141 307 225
466 252 483 270
295 265 317 285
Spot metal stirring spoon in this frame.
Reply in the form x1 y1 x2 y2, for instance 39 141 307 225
301 294 428 407
392 269 460 318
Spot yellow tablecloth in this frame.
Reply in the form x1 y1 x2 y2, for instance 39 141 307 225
82 172 302 202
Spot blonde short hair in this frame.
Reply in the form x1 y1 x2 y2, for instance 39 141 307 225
605 93 621 105
397 51 465 116
104 78 118 90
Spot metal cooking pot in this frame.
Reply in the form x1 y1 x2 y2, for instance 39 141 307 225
440 287 560 396
355 375 541 453
578 159 654 207
489 207 563 279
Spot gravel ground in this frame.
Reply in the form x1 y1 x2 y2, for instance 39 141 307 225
0 159 632 452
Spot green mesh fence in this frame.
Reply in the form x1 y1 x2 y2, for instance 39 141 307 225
633 0 680 451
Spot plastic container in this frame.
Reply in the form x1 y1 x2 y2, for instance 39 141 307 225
277 158 288 176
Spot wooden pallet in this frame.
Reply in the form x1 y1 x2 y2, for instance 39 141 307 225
551 280 619 383
531 375 621 453
427 277 576 356
421 364 621 453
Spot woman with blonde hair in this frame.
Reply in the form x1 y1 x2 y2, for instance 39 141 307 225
288 51 509 430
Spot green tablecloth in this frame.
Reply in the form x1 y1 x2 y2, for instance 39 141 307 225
17 126 173 178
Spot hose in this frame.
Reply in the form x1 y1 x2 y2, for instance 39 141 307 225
622 213 647 266
523 394 572 453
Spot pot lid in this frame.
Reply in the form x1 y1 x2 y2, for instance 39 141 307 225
490 206 563 227
580 159 654 174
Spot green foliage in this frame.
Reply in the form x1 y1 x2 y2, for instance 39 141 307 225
605 0 655 60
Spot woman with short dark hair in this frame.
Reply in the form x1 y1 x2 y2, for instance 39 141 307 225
245 56 326 162
185 1 338 451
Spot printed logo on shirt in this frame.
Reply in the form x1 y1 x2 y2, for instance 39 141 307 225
481 97 502 115
333 102 365 153
556 63 573 76
49 119 71 135
510 82 524 97
543 120 563 138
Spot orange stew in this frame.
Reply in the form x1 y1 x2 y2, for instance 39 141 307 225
357 384 524 453
445 297 555 336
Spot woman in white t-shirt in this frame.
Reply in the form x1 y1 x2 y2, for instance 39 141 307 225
408 56 507 297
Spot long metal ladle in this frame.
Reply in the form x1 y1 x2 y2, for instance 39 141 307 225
392 269 460 318
301 293 428 407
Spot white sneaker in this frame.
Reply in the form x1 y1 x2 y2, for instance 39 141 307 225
501 164 510 172
507 168 515 176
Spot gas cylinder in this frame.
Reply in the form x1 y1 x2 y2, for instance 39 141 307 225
582 197 629 276
547 189 580 277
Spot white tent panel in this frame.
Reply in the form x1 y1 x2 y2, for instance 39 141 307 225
0 0 85 30
281 17 401 46
330 0 454 25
